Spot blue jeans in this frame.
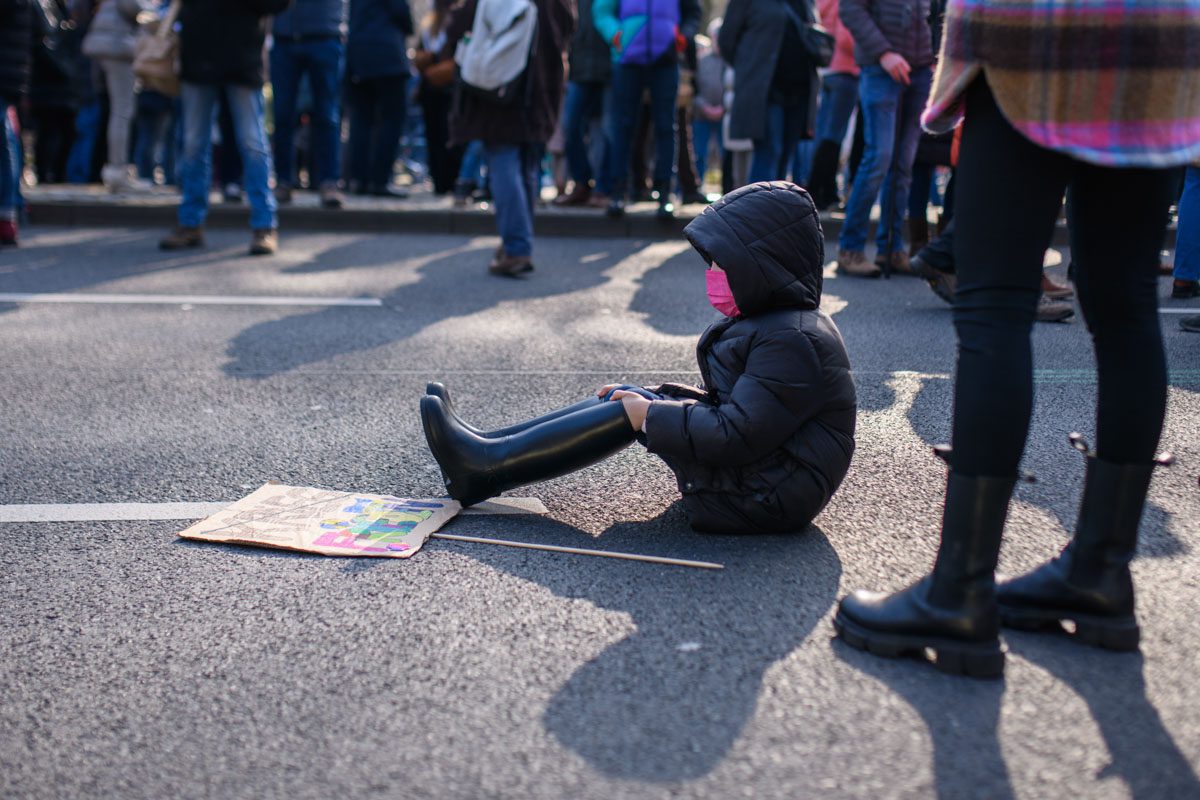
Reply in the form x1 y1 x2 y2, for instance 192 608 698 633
1174 166 1199 282
177 82 277 230
0 101 18 222
486 143 542 258
608 61 678 193
839 64 933 254
563 80 611 194
749 103 802 184
815 72 859 144
692 117 721 182
270 37 345 188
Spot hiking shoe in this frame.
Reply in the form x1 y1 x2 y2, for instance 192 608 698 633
274 185 294 204
159 226 204 250
1180 314 1200 333
837 249 882 278
1171 279 1199 299
875 250 915 275
320 184 345 209
1036 294 1074 323
249 228 278 256
912 255 956 304
489 252 534 277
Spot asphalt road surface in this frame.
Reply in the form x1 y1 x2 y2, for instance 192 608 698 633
2 226 1198 800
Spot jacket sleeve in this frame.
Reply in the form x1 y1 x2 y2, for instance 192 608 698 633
715 0 745 66
644 329 826 467
390 0 414 35
838 0 891 64
591 0 619 51
677 0 700 40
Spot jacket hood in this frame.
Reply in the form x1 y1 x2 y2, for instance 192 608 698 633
683 181 825 315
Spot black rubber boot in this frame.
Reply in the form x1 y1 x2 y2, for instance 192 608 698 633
420 395 637 507
834 470 1017 678
425 382 602 439
996 437 1168 651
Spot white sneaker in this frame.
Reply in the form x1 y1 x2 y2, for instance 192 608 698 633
101 164 155 195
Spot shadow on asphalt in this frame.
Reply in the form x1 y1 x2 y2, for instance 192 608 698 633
221 240 644 379
831 639 1014 800
1003 634 1200 798
439 504 841 782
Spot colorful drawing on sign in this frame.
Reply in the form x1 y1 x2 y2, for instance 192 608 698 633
313 498 444 553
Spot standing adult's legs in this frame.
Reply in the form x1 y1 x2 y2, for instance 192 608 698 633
225 84 279 233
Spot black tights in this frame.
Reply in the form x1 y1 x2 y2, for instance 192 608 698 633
950 79 1179 476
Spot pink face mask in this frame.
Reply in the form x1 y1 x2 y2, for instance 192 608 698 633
706 267 741 317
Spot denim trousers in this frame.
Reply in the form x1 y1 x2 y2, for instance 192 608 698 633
563 80 612 194
346 74 409 191
0 101 18 222
270 37 345 188
1173 166 1199 282
486 143 542 258
607 61 678 193
748 103 802 184
814 72 859 144
838 64 932 254
177 82 277 230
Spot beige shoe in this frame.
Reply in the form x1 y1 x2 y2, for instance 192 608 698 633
159 226 205 250
249 228 278 256
837 249 882 278
1036 294 1074 323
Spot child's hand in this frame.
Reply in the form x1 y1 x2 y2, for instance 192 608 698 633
609 390 651 431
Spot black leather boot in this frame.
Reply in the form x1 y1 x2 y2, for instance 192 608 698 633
425 382 602 439
996 436 1170 651
834 470 1017 678
420 395 637 507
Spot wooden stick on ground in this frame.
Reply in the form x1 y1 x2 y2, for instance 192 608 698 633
430 533 724 570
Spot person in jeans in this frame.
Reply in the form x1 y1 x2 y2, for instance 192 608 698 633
441 0 575 276
835 0 933 278
836 3 1200 677
553 0 612 208
594 0 700 219
345 0 413 197
1171 166 1199 300
271 0 348 208
160 0 290 256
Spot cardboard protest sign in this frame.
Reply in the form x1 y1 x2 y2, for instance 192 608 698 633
178 484 461 558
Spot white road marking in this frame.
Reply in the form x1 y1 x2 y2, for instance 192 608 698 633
0 497 548 523
0 292 383 307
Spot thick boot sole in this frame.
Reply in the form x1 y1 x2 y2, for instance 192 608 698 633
833 611 1005 679
998 604 1140 652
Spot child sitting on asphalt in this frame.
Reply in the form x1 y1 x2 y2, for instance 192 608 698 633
421 181 857 533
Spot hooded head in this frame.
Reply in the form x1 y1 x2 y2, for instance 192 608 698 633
683 181 825 317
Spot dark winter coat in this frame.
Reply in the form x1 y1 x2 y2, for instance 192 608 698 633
347 0 413 80
644 182 857 534
0 0 35 101
718 0 819 141
838 0 932 69
442 0 576 146
567 0 610 84
273 0 348 39
180 0 293 87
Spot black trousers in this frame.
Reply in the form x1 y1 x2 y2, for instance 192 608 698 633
950 78 1179 476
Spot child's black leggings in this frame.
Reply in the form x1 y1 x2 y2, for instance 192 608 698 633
950 78 1180 476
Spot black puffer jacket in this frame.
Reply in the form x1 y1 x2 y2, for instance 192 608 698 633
644 182 857 534
0 0 35 102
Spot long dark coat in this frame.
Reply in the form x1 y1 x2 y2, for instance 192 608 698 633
442 0 576 146
718 0 819 141
644 182 857 534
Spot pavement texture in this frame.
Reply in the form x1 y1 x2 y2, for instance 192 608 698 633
1 226 1198 800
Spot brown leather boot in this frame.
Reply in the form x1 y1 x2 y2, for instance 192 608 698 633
159 226 205 251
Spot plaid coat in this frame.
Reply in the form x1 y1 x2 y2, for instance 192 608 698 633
922 0 1200 168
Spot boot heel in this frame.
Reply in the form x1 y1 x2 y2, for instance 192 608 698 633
1074 617 1140 652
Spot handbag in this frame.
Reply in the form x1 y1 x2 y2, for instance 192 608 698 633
132 0 181 97
781 0 834 69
